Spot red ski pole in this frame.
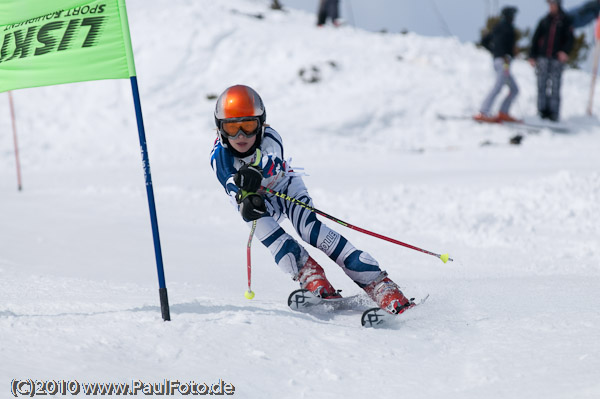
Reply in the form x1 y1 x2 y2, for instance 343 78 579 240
244 220 257 299
261 186 453 263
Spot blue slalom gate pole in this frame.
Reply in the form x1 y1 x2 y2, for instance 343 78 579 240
130 76 170 321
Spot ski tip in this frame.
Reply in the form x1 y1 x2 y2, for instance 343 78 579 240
361 294 430 328
287 289 308 308
287 289 322 310
361 307 390 328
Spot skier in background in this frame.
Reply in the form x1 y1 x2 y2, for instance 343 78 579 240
210 84 415 315
317 0 340 27
270 0 283 10
474 6 521 124
529 0 575 122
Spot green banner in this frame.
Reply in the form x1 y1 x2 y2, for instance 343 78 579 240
0 0 136 93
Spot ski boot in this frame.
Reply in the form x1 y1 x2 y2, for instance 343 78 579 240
363 272 414 315
295 257 341 299
473 112 500 123
497 112 522 123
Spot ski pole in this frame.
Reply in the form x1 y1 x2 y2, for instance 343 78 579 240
243 152 262 299
244 220 257 299
261 186 453 263
8 91 23 191
587 17 600 115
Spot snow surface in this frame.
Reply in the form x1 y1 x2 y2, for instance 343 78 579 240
1 0 599 397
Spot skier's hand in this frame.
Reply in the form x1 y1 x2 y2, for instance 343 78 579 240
557 51 569 63
236 191 266 221
234 163 263 192
528 58 536 67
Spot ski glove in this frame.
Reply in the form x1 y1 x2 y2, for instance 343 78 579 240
234 163 263 192
236 191 267 221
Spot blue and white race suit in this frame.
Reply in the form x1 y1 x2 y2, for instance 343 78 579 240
210 126 384 287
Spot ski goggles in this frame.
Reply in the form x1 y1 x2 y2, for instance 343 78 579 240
220 117 260 139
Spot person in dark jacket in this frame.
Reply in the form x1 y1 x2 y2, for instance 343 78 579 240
529 0 575 121
474 6 521 123
317 0 340 27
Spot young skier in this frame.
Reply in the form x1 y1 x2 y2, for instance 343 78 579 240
210 84 415 315
473 6 521 123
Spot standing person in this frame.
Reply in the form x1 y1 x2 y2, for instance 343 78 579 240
474 6 521 123
210 84 415 315
317 0 340 27
270 0 283 10
529 0 575 122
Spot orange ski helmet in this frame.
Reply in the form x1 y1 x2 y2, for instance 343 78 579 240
214 85 266 150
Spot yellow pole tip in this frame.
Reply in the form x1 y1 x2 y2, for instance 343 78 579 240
244 290 255 300
440 253 449 263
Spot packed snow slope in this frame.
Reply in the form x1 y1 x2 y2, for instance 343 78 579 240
1 1 599 398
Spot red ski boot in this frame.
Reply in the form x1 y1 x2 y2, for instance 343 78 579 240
295 257 341 299
497 112 523 123
363 272 414 315
473 112 500 123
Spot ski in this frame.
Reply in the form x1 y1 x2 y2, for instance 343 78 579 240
287 288 360 312
502 121 570 134
436 113 475 121
230 8 265 20
361 294 429 328
436 113 571 134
